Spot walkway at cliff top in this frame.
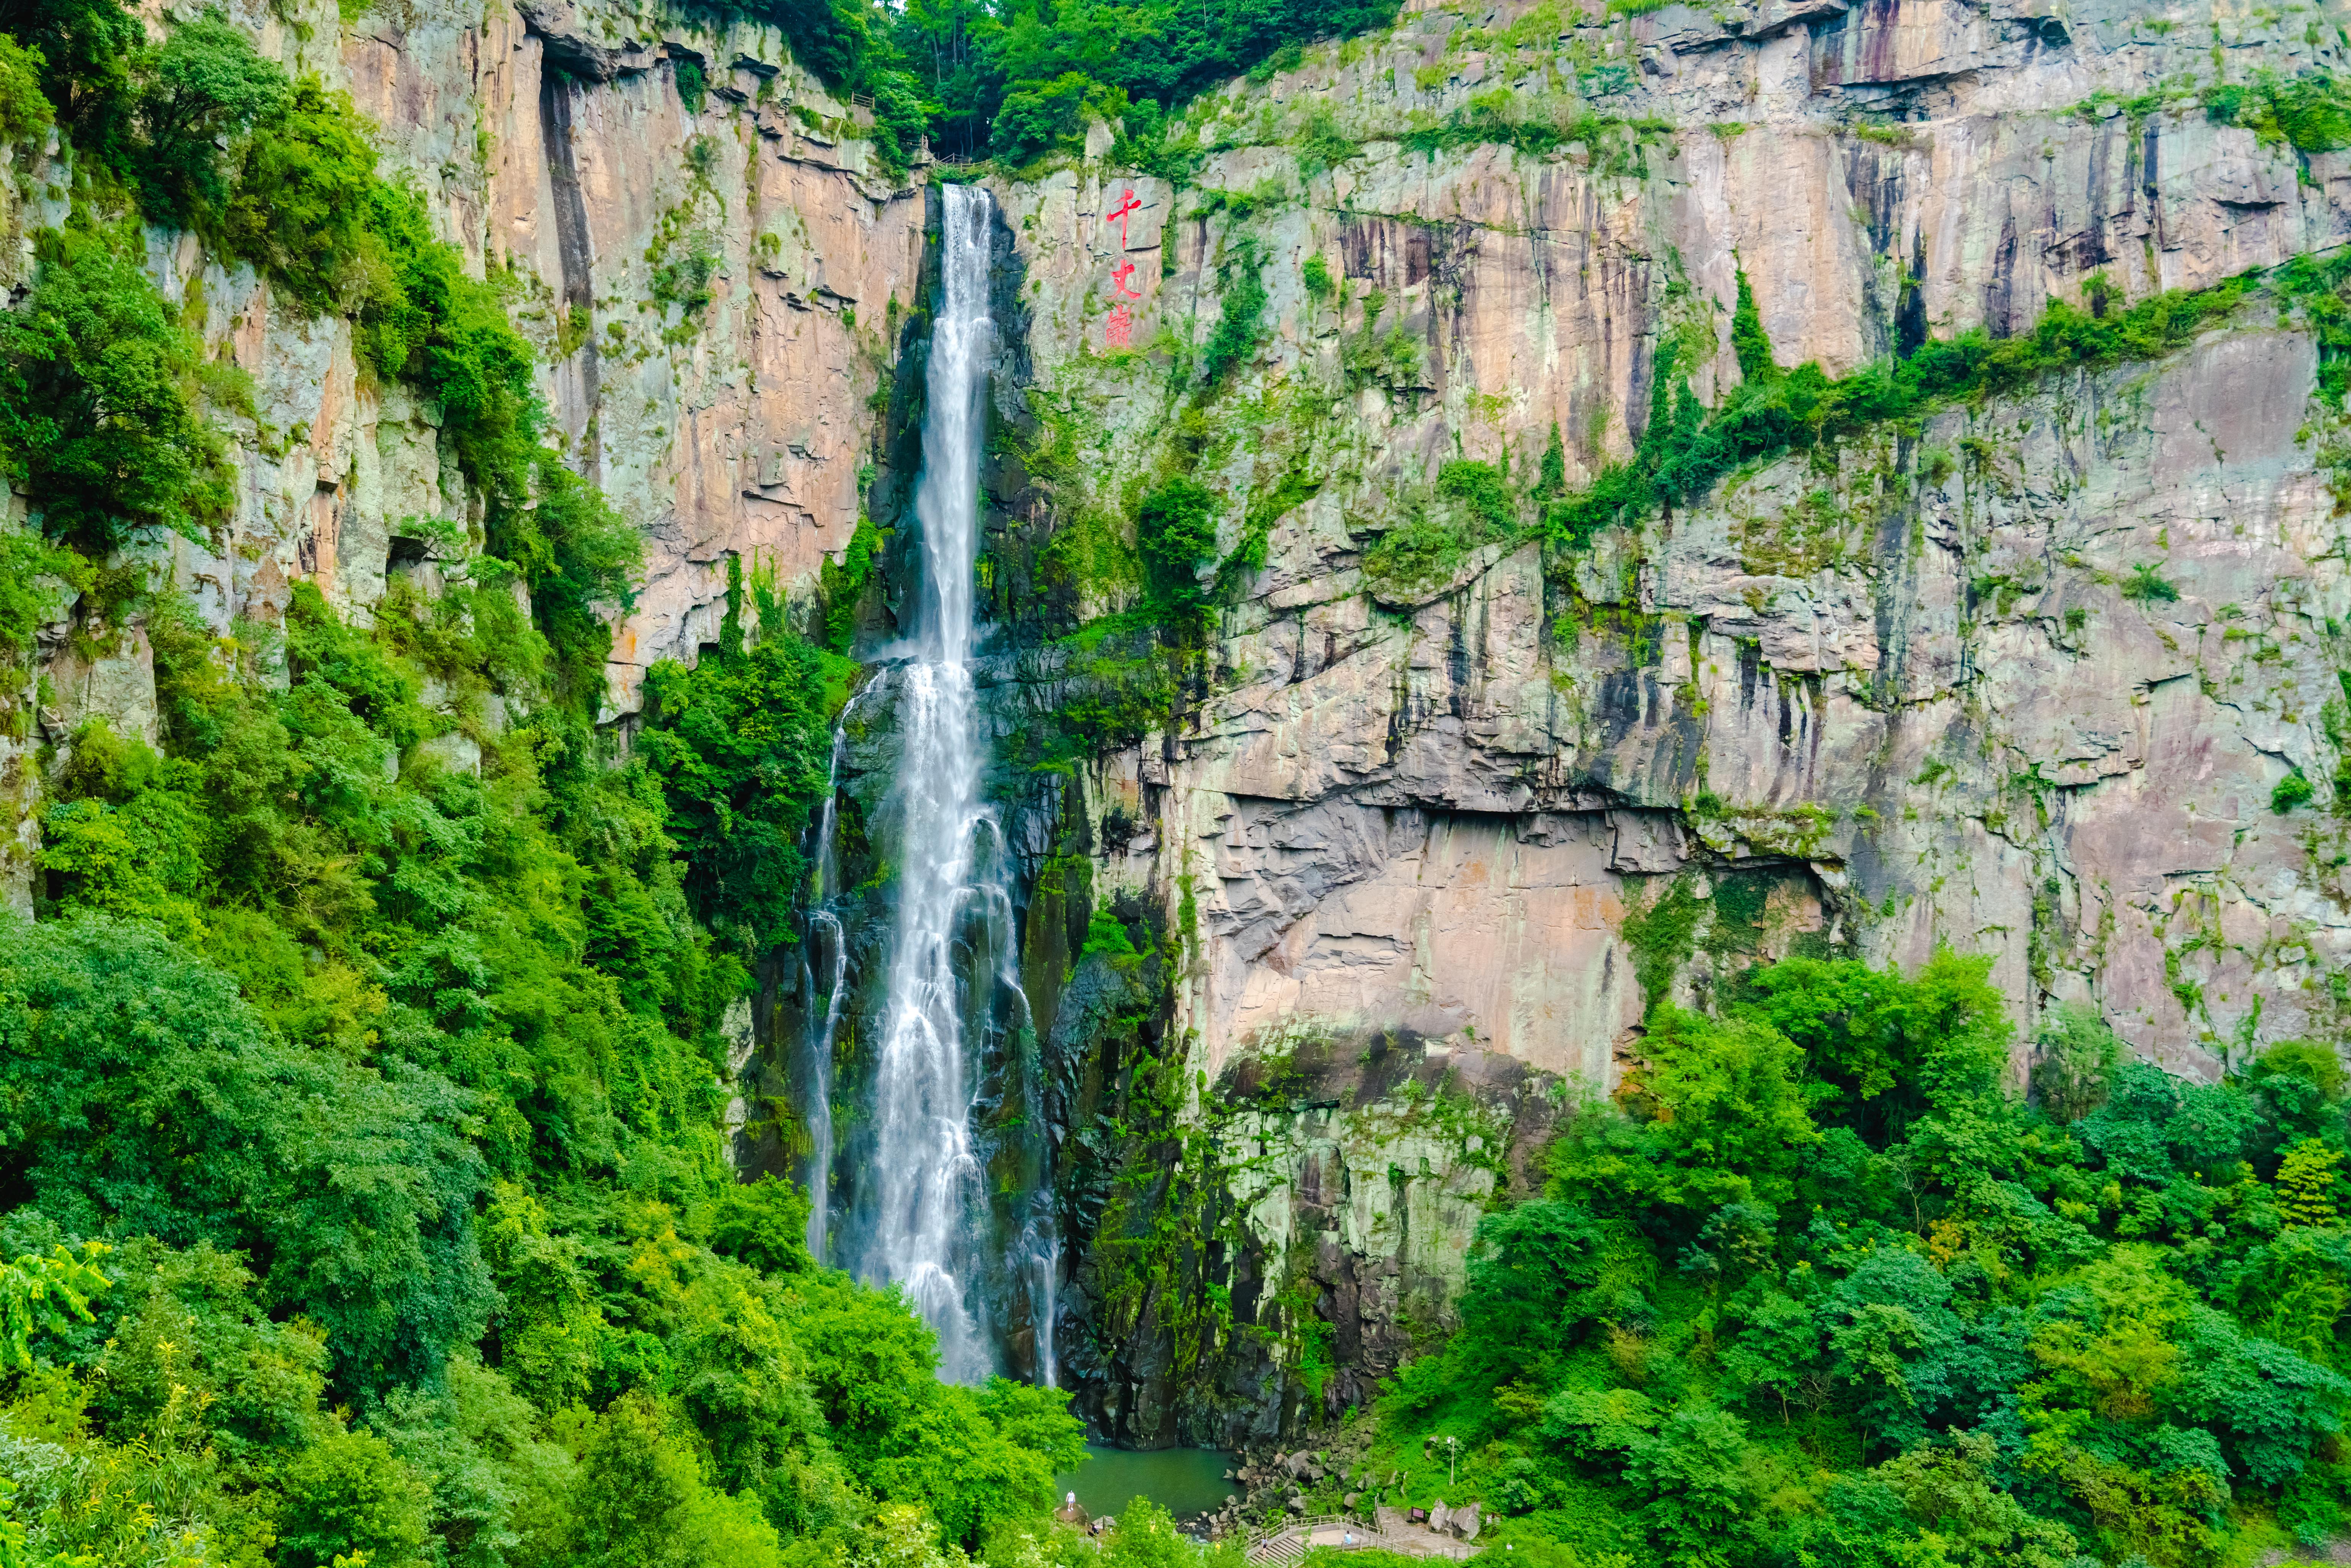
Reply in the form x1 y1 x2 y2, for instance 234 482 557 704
1244 1509 1481 1565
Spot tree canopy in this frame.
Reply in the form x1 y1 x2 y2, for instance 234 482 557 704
1368 950 2351 1568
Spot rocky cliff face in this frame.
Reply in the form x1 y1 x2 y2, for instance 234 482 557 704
976 0 2351 1445
2 0 923 910
12 0 2351 1460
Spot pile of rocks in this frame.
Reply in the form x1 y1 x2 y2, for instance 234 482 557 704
1416 1501 1481 1542
1224 1441 1388 1516
1194 1494 1249 1542
1194 1438 1392 1542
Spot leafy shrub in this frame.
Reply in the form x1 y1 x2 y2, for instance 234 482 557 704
700 1177 814 1276
276 1427 434 1568
1545 274 2263 553
214 75 378 310
1343 293 1424 390
0 913 495 1398
2124 562 2181 602
1731 268 1776 383
131 16 290 229
0 223 232 551
562 1390 787 1568
651 234 719 315
1538 423 1567 495
989 70 1124 163
516 452 642 705
751 0 867 85
0 34 51 143
1200 245 1268 384
0 0 138 130
638 626 833 956
1361 514 1477 596
1437 458 1515 529
1005 609 1180 772
896 0 1400 160
1362 460 1520 596
1136 475 1220 606
819 513 880 651
2204 69 2351 152
2276 767 2317 813
1297 105 1356 172
2032 1002 2120 1121
1371 947 2351 1568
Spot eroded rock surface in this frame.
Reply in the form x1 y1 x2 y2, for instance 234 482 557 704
991 0 2351 1441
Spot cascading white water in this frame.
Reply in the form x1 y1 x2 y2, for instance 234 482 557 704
866 184 1001 1384
800 711 856 1262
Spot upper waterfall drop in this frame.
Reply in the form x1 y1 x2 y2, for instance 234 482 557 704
862 182 1019 1386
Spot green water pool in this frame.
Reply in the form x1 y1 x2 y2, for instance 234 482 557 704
1053 1444 1240 1520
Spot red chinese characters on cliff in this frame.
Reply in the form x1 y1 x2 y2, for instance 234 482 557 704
1104 188 1143 349
1106 188 1142 248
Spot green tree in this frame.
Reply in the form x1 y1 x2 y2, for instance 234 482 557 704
1625 1404 1757 1567
1135 476 1219 609
0 225 231 551
564 1390 785 1568
1554 1007 1820 1214
1870 1429 2080 1568
989 70 1124 162
1199 246 1267 385
2030 1003 2118 1123
132 15 290 228
700 1176 815 1276
638 629 833 955
1730 268 1776 383
0 0 135 130
0 1243 108 1370
277 1429 434 1568
0 36 53 144
0 913 493 1400
214 74 378 307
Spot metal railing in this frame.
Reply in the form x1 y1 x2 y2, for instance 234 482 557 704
1242 1512 1383 1555
1242 1506 1482 1564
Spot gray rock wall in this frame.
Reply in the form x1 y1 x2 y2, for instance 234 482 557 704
995 0 2351 1439
0 0 931 910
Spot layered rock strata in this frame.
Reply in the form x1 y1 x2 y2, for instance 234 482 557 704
982 0 2351 1441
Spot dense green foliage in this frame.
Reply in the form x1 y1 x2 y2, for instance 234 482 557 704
1199 247 1269 385
2203 69 2351 154
8 564 1095 1565
1359 458 1519 595
1369 951 2351 1567
638 573 843 957
0 223 233 553
770 0 1400 165
1729 269 1775 385
0 6 1133 1564
1135 476 1219 609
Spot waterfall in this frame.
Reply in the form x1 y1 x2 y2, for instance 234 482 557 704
864 183 1019 1385
800 711 856 1262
